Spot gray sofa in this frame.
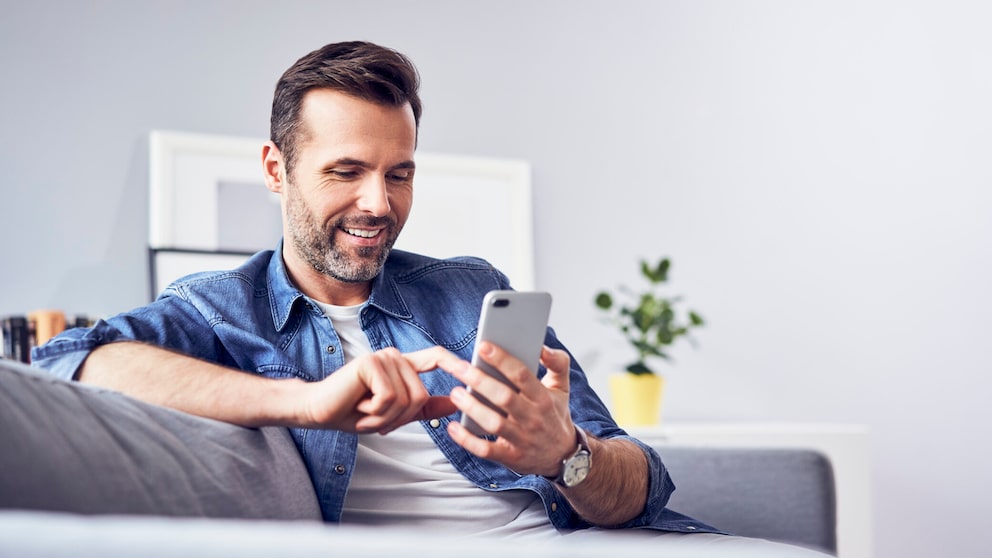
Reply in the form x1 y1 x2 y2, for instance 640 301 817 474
0 358 836 556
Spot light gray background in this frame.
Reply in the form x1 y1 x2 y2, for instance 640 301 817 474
216 180 281 252
2 2 989 557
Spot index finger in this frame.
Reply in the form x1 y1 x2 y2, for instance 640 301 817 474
402 346 470 375
473 341 544 394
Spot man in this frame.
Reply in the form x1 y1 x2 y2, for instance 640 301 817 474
33 42 811 550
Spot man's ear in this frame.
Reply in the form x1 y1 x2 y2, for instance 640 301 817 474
262 141 286 193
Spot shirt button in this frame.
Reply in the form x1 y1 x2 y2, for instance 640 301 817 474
687 526 697 531
551 502 558 512
334 464 346 474
326 345 336 354
489 483 499 489
429 419 441 428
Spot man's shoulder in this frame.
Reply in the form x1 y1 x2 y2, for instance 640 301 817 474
381 250 515 298
374 251 511 348
162 250 275 300
383 249 501 282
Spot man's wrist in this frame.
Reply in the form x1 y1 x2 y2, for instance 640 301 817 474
544 426 593 488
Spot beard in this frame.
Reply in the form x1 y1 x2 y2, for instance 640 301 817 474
284 184 401 284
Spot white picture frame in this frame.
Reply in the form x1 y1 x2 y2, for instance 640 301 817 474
393 152 534 290
149 130 279 253
148 130 535 293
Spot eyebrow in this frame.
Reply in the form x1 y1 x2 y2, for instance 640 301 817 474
326 157 416 171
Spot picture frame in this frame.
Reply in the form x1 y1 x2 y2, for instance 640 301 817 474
149 130 278 253
147 130 535 297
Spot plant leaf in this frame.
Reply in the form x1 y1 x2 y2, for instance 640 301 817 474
655 258 671 282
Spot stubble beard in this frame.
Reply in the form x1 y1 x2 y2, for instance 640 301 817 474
285 183 399 284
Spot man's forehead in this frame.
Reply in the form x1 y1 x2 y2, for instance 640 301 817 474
295 89 416 161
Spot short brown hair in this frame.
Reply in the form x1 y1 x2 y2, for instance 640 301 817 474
270 41 422 173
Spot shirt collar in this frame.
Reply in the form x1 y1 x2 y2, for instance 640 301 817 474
266 242 414 331
367 257 414 321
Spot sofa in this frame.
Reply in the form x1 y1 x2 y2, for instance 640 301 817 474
0 358 836 557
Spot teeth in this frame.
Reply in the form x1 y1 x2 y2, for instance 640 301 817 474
345 228 381 238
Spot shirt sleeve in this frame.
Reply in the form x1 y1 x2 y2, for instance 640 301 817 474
614 435 679 528
30 291 218 381
30 319 132 381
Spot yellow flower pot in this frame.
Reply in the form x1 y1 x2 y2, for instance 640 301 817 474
609 373 665 427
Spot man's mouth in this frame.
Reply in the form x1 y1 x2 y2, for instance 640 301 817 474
343 227 382 239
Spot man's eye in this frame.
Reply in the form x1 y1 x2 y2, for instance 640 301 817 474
388 171 413 183
330 170 358 179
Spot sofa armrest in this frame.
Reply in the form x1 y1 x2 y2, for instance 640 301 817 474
0 358 321 521
658 446 837 555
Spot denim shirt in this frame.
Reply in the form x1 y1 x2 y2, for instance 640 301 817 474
32 245 716 534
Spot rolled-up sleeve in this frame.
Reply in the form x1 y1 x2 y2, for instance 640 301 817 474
30 319 131 381
620 435 676 527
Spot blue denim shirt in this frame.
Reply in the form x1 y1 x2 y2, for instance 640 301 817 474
32 245 716 534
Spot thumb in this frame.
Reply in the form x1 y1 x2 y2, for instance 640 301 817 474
539 345 572 392
415 395 459 421
398 347 461 422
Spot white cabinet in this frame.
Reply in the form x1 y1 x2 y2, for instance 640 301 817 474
626 422 872 558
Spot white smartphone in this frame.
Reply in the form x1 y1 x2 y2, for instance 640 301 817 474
460 290 553 437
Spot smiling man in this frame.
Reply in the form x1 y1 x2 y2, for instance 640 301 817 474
32 41 826 555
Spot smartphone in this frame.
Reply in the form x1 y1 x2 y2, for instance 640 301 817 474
460 290 553 437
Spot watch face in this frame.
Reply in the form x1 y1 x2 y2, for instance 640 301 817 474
562 452 591 487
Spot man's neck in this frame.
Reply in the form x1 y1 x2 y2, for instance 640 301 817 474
282 254 373 306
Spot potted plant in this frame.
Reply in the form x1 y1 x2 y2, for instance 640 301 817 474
594 257 704 426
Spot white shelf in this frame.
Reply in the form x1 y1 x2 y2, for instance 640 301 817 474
627 422 872 558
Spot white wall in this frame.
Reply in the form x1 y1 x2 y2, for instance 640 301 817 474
2 2 990 557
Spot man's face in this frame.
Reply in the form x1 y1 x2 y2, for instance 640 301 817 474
276 89 417 287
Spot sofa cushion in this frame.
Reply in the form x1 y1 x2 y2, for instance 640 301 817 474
0 358 321 520
660 446 837 554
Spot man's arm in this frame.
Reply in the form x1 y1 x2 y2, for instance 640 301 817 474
445 343 649 526
555 434 648 526
78 341 458 433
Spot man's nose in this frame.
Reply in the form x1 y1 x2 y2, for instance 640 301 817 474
355 176 390 216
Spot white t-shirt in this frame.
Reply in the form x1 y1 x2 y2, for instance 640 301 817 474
314 300 553 537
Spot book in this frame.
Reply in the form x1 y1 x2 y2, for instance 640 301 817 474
1 316 31 363
28 310 66 347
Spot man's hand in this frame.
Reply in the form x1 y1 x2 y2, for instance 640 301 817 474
445 342 649 527
300 346 460 434
445 342 577 477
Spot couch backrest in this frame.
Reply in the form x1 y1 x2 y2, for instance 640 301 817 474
659 446 837 554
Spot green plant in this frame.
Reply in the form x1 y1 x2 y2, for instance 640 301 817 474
594 257 705 375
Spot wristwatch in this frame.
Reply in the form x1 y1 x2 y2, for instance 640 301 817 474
547 426 592 488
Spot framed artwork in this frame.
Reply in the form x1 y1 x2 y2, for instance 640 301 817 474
149 130 278 253
393 152 534 290
148 130 534 297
